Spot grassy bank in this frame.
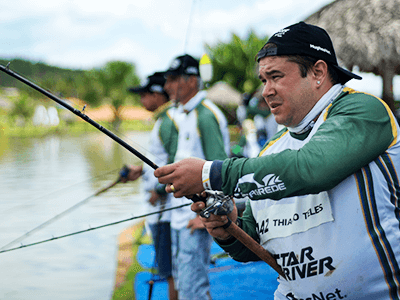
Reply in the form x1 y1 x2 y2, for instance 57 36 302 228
1 119 155 138
1 118 240 142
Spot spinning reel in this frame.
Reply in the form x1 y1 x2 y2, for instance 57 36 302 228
200 191 234 218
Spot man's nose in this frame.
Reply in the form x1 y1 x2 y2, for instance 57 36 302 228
262 81 275 98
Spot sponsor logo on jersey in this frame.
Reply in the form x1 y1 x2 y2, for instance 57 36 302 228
274 246 335 282
285 288 347 300
234 173 286 199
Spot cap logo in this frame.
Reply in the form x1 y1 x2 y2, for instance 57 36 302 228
170 59 181 70
273 28 290 38
186 66 198 75
150 84 163 93
142 78 149 87
310 44 331 55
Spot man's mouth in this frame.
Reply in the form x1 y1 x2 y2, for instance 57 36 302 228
268 102 281 113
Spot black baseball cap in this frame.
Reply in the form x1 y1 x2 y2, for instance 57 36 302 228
256 22 362 83
128 72 167 95
163 54 200 77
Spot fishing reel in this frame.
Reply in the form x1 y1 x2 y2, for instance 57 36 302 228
200 191 234 219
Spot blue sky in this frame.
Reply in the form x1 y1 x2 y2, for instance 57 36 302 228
0 0 397 98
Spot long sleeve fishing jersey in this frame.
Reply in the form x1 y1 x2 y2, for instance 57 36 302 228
211 88 400 300
141 102 178 224
171 90 230 230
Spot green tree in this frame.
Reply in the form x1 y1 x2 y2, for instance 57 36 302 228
9 91 35 125
81 61 141 130
0 58 85 99
205 30 269 94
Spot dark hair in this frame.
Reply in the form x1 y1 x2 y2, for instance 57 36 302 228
259 43 341 85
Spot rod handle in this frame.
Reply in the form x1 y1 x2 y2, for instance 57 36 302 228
224 219 286 279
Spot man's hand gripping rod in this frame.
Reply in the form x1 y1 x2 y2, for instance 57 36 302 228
202 191 286 279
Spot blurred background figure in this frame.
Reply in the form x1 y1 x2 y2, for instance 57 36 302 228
233 92 279 158
163 54 230 300
123 71 178 300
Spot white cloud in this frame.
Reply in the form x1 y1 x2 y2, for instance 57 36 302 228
0 1 368 78
0 0 393 98
44 37 146 69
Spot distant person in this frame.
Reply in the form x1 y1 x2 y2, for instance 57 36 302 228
155 22 400 299
123 72 178 300
234 92 278 158
162 54 230 300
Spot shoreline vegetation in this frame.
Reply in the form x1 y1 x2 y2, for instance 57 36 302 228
0 104 155 139
1 118 155 138
0 105 240 141
1 118 240 140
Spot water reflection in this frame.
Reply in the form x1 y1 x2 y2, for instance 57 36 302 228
0 131 151 300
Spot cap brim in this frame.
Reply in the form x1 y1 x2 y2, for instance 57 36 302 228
128 86 148 94
162 70 183 77
332 65 362 84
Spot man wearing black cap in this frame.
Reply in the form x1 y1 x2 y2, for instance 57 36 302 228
123 72 178 300
155 22 400 299
162 54 230 300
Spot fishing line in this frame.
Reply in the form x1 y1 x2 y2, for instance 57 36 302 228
0 174 125 251
0 203 191 254
183 0 197 53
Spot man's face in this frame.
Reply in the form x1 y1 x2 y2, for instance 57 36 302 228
258 56 317 127
140 92 159 112
164 75 195 104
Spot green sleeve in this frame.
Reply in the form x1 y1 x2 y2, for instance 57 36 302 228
159 112 179 164
221 92 395 200
197 104 228 161
215 200 262 262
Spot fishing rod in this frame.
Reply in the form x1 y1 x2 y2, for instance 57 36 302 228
0 63 204 203
0 60 206 229
0 63 158 170
0 166 130 251
0 64 284 278
0 203 191 254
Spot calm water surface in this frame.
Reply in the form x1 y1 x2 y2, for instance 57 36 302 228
0 130 152 300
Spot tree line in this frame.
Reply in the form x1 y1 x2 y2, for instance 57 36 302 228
0 30 269 128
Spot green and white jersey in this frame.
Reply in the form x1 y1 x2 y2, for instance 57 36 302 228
141 102 178 224
171 91 230 230
218 88 400 299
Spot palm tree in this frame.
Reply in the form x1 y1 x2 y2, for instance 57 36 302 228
205 30 269 94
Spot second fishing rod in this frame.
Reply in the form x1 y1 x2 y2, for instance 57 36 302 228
0 63 285 278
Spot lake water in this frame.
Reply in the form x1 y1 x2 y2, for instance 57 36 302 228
0 130 153 300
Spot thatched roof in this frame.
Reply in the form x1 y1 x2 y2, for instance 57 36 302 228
305 0 400 75
206 81 242 106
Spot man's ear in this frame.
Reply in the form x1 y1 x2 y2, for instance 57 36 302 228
312 60 329 86
189 75 198 88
